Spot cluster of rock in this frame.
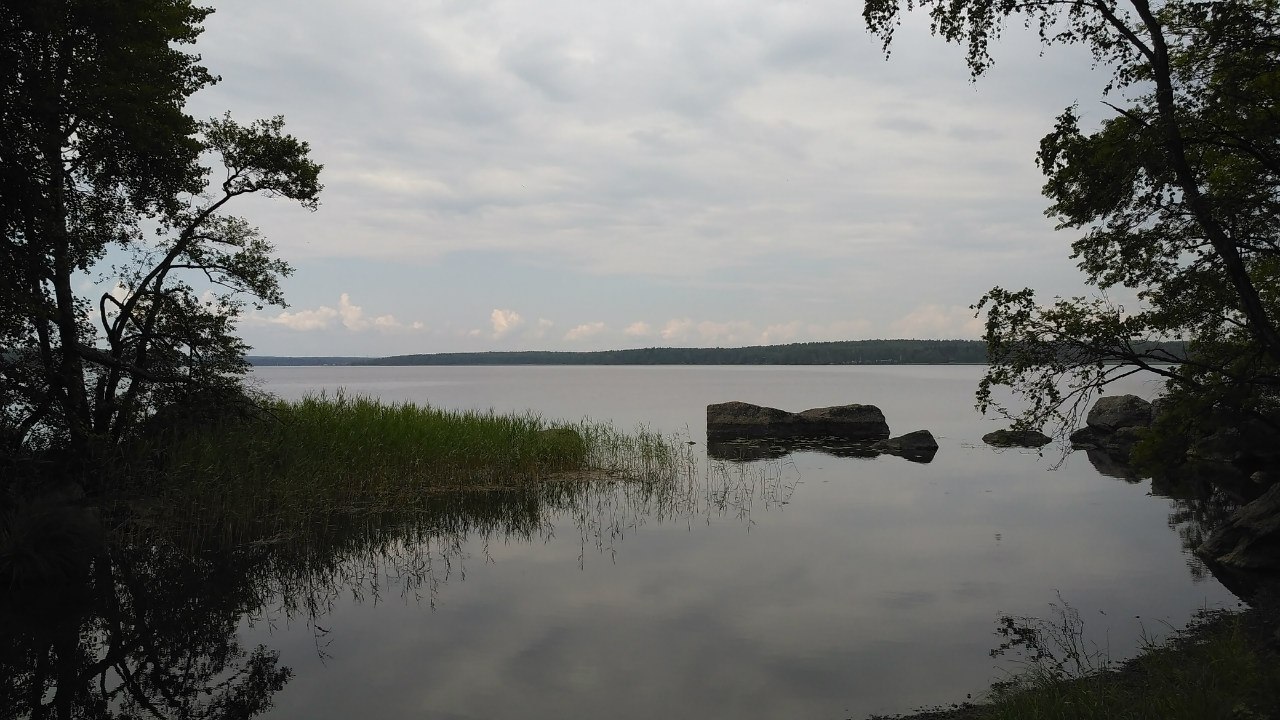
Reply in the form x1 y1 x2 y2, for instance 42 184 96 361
706 401 937 462
976 394 1159 452
707 394 1280 580
1064 393 1280 580
1069 394 1154 460
1195 483 1280 571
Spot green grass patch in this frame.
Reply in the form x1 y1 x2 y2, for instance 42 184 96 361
122 392 688 547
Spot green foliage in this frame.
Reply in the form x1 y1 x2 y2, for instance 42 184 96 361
534 427 590 470
0 2 322 471
867 0 1280 433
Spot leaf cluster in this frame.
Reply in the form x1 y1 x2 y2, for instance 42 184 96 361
0 2 324 471
869 0 1280 433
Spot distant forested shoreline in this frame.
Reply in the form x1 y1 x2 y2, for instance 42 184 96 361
247 339 1194 367
249 339 986 366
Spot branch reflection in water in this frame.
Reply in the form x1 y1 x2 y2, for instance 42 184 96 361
0 447 797 719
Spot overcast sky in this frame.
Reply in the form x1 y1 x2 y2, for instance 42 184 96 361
183 0 1123 356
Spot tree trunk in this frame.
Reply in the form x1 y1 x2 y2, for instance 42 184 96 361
1131 0 1280 363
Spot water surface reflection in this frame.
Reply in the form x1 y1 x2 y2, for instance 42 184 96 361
8 365 1238 719
2 461 792 719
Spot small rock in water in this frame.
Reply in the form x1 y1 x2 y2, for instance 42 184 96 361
874 429 939 462
982 428 1052 448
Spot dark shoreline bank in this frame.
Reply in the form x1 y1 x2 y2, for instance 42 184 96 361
867 594 1280 720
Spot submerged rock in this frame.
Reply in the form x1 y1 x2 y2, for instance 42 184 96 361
982 428 1051 448
874 430 939 462
706 401 889 441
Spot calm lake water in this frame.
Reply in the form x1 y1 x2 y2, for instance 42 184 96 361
243 365 1234 719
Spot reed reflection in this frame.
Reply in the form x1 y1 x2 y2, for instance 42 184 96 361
1 457 793 718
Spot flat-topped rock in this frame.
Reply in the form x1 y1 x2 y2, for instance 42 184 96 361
796 404 890 440
706 401 890 441
706 401 809 438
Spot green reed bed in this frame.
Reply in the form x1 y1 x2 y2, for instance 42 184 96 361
129 393 684 546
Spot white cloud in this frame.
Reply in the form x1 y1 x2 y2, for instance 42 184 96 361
645 317 877 347
624 321 653 337
251 305 339 332
694 320 756 345
338 293 368 330
889 304 984 339
661 318 696 342
564 321 606 341
246 294 421 334
758 321 801 345
532 318 555 339
490 308 524 338
808 319 875 341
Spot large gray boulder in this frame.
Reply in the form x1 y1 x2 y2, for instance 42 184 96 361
1070 394 1153 461
796 405 890 441
1086 395 1153 431
706 402 808 438
706 401 890 441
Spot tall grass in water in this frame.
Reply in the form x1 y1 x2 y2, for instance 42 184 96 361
132 392 684 547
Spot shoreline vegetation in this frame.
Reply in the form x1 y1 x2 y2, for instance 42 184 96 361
2 392 728 717
872 600 1280 720
246 339 1189 367
108 393 691 549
